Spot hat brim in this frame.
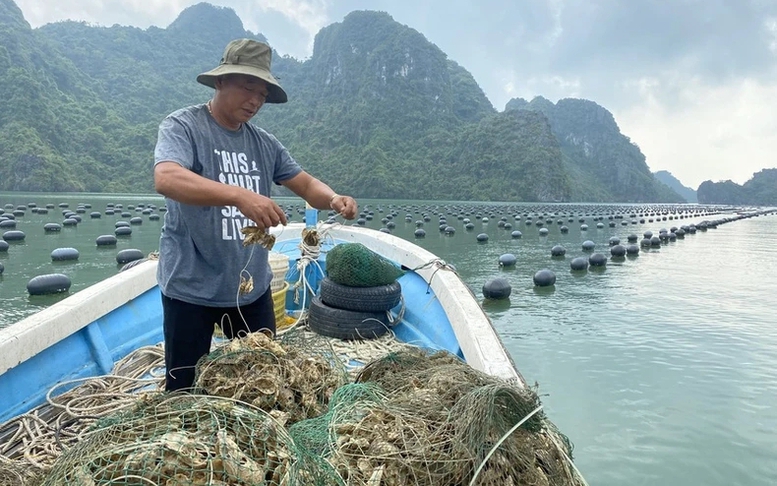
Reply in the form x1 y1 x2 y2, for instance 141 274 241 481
197 64 287 104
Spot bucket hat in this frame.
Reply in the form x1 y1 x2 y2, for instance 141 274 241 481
197 39 287 104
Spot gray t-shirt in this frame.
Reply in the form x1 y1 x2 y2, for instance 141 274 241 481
154 104 302 307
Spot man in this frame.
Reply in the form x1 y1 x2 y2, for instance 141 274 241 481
154 38 358 391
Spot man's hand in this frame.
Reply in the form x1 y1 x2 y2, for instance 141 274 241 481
237 192 287 230
331 195 358 220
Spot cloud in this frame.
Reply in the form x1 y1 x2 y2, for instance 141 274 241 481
616 76 777 188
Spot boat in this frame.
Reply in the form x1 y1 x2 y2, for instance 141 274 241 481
0 222 585 485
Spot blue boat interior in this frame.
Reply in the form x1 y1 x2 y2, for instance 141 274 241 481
0 236 462 424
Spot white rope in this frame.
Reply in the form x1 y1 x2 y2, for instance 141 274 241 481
468 405 544 486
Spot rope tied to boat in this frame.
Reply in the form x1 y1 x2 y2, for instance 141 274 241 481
412 258 459 293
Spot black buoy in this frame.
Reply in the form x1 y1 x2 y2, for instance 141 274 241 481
115 226 132 236
96 235 118 246
582 240 595 251
533 269 556 287
511 230 522 238
609 237 621 246
650 236 661 247
116 249 145 264
482 277 512 300
626 244 640 255
627 234 639 243
44 223 62 233
498 253 517 267
414 228 426 238
27 273 72 295
539 228 549 236
51 247 79 262
0 240 8 252
551 245 566 257
570 256 588 271
476 233 489 243
610 244 627 258
589 253 607 267
2 230 25 242
0 261 3 274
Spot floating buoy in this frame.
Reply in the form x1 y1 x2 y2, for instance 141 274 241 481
27 273 71 295
0 220 16 229
650 236 661 247
627 234 639 243
539 228 549 236
0 240 8 252
626 244 640 255
444 226 455 235
2 230 25 241
0 261 3 274
116 249 145 264
498 253 517 267
640 238 651 247
62 218 78 226
610 244 626 257
589 253 607 267
115 221 130 228
570 257 588 271
115 226 132 236
379 228 391 234
551 245 566 257
96 235 118 246
414 228 426 238
609 237 620 246
130 217 143 225
533 269 556 287
476 233 489 242
582 240 595 251
511 230 522 238
482 277 511 299
44 223 62 233
149 213 160 221
560 225 569 233
51 247 79 262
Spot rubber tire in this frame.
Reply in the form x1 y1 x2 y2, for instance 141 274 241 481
319 277 401 312
308 295 391 340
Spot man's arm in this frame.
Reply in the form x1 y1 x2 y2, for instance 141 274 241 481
154 161 287 229
281 171 358 219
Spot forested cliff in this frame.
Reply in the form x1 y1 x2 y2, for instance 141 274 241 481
0 0 683 202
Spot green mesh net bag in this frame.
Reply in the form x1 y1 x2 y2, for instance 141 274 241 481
325 243 405 287
40 393 339 485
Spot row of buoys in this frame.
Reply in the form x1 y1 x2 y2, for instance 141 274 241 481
481 208 776 297
20 249 148 295
0 201 164 297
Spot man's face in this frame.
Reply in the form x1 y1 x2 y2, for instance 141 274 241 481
215 74 269 124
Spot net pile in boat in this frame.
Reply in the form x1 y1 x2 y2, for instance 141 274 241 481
193 331 348 424
289 348 584 486
39 393 336 486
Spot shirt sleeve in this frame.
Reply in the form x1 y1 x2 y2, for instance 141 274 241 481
154 115 195 171
271 135 303 185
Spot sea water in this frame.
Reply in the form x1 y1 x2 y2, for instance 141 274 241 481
1 192 776 486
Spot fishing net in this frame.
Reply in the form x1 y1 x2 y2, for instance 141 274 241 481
289 348 583 486
193 331 348 425
39 393 337 486
325 243 405 287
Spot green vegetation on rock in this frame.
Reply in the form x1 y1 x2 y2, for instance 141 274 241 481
0 0 687 202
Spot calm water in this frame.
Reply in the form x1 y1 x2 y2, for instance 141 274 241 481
2 192 776 486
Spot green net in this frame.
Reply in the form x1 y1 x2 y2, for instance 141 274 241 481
288 348 583 486
325 243 405 287
40 393 338 486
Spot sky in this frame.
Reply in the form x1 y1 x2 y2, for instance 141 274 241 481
14 0 777 189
